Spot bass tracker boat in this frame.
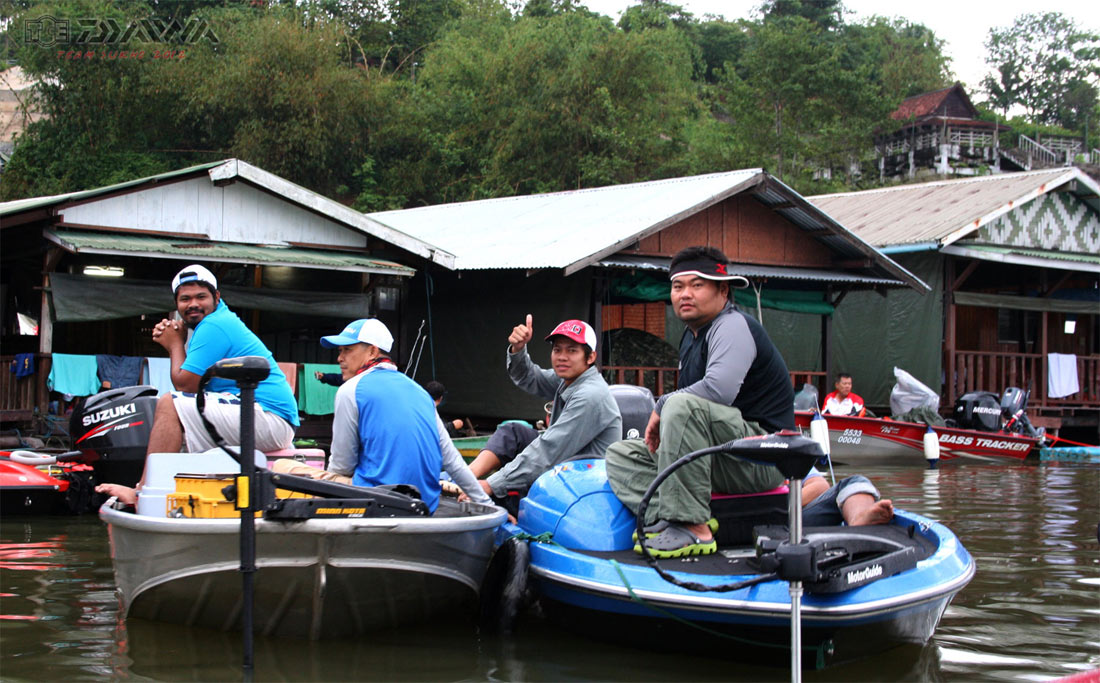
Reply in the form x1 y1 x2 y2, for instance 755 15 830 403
794 387 1043 466
508 433 975 668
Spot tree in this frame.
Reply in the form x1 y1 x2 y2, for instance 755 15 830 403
370 9 700 205
982 12 1100 129
717 16 890 185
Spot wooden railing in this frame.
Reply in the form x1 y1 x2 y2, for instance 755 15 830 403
0 354 39 421
603 365 827 399
1018 135 1059 168
948 350 1100 409
603 366 679 397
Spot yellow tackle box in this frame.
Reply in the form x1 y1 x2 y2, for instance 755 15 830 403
167 473 311 518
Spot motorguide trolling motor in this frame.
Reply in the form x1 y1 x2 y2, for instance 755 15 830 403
636 431 918 682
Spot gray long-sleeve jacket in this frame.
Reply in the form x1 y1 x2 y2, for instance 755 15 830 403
486 346 622 497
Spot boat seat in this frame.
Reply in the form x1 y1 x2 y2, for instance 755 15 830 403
609 384 655 440
264 447 325 470
710 485 790 546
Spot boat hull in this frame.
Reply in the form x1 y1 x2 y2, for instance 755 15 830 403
794 412 1039 465
101 498 506 639
514 459 975 666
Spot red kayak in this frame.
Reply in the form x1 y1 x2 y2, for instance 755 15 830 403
794 412 1041 466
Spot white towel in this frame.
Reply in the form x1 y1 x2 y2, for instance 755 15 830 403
142 357 175 396
1048 353 1079 399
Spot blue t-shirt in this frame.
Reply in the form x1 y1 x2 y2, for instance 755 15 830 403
335 367 442 512
180 300 300 427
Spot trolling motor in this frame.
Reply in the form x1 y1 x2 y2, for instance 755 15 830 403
196 356 429 674
636 431 916 682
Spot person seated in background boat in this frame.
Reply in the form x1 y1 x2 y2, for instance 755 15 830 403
95 264 299 506
463 316 622 514
271 318 489 513
424 380 466 437
821 373 866 417
605 246 893 560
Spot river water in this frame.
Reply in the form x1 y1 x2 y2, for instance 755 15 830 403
2 462 1098 682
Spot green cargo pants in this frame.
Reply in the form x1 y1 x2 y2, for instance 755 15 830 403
606 394 786 525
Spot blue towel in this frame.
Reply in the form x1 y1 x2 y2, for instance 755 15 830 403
47 354 101 397
96 354 143 389
142 357 175 396
10 353 35 378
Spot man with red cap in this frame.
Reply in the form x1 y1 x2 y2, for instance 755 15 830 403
466 315 621 512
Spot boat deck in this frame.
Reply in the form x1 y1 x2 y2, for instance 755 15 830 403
575 523 936 577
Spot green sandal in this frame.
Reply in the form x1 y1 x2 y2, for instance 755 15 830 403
633 523 717 558
632 517 718 542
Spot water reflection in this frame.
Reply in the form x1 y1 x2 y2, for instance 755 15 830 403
1 463 1097 681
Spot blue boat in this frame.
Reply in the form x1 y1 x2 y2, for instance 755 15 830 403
503 433 976 668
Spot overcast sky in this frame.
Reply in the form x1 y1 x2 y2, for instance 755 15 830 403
579 0 1098 95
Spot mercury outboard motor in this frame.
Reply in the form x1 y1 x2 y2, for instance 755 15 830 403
69 385 158 487
953 391 1002 431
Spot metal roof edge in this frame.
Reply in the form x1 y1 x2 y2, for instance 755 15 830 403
939 167 1095 248
211 160 457 270
561 172 767 276
941 244 1100 273
760 174 931 293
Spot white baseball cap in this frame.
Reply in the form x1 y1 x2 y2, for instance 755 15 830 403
320 318 394 352
172 264 218 293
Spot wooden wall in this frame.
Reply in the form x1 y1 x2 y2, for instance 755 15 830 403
630 194 833 268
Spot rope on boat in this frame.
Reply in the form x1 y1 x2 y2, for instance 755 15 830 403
608 560 833 670
1045 433 1099 448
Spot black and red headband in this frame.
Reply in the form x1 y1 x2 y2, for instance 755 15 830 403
668 258 749 288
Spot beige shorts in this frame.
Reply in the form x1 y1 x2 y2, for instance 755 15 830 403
172 391 294 454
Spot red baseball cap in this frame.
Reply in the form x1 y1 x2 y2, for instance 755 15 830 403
545 319 597 353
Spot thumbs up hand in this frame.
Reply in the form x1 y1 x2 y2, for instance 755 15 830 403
509 314 534 353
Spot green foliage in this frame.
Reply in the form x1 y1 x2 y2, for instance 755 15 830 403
981 12 1100 130
378 9 699 204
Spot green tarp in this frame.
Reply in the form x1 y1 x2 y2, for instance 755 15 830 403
49 273 373 322
611 273 835 314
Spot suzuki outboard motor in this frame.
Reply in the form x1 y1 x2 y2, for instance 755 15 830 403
70 385 158 487
953 391 1002 431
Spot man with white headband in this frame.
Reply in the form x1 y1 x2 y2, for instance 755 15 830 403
96 264 298 505
606 246 893 559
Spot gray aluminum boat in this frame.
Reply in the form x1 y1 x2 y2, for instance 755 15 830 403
100 494 506 639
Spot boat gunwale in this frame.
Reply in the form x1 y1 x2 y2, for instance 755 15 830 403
99 498 507 534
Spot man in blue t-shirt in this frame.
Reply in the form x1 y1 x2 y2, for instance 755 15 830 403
96 264 298 505
270 318 489 513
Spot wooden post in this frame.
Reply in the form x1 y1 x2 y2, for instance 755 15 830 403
37 246 63 417
944 257 957 408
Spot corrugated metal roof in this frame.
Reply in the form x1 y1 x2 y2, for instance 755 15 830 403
370 170 763 273
0 161 224 216
369 170 927 291
598 255 900 285
942 243 1100 273
44 229 416 276
1 159 454 269
809 168 1100 248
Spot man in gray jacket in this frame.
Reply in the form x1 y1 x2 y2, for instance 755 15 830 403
470 316 621 511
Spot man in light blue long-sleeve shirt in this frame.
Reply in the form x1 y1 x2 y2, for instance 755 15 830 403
470 316 621 507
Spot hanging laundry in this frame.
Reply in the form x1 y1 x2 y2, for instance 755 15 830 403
47 354 101 397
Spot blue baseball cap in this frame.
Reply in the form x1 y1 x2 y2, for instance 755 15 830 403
320 318 394 352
